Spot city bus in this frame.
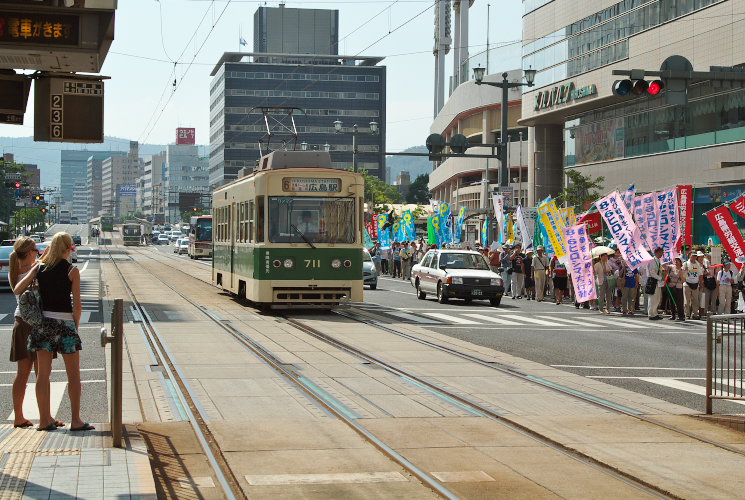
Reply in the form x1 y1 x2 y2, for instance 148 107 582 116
59 210 71 224
188 215 212 259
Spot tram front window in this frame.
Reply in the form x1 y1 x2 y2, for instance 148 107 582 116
123 226 139 236
269 197 356 244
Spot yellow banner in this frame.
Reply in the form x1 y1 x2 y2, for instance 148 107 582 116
507 216 515 244
560 207 576 227
538 199 567 258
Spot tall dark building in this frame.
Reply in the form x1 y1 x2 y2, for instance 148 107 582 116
254 5 338 57
209 6 386 188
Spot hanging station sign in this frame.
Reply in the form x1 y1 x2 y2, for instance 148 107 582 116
534 82 597 111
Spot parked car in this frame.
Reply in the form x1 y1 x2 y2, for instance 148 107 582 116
410 249 504 306
29 235 42 243
157 234 170 245
72 235 82 246
169 231 181 242
1 240 15 247
363 249 377 290
175 238 189 255
36 243 49 257
0 246 12 286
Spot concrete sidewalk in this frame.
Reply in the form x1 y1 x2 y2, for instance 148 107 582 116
0 423 156 500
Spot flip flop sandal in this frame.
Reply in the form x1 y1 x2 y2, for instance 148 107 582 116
36 422 57 431
55 421 65 427
70 423 95 432
14 421 34 428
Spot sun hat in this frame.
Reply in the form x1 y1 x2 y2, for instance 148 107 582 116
696 251 705 257
537 245 545 251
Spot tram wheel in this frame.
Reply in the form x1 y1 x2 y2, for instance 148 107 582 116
437 282 448 304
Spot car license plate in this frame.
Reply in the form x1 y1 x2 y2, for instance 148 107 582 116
472 289 482 296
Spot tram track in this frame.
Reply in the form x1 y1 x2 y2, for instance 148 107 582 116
115 243 693 498
132 244 745 460
104 243 460 498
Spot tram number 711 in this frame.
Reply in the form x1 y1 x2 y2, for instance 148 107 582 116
304 259 321 268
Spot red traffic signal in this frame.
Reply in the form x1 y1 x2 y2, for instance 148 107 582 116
612 79 664 97
14 182 21 188
647 79 664 96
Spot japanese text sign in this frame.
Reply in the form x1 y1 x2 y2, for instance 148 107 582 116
706 206 745 270
597 191 653 270
563 224 597 302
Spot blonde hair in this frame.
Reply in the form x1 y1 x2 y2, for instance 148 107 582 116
40 232 72 270
9 237 36 289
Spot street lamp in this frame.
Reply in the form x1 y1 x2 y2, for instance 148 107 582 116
473 67 536 188
332 120 380 173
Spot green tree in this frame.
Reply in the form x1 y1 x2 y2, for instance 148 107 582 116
406 174 430 204
181 209 208 223
557 170 605 209
0 157 27 228
13 207 46 235
360 170 400 213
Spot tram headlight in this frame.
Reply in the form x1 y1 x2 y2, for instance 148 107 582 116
343 259 352 268
331 259 342 269
272 259 282 268
283 258 294 269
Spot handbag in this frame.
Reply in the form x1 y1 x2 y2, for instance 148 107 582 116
18 285 43 330
644 277 658 295
687 281 699 290
704 276 717 290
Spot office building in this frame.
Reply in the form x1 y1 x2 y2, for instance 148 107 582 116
520 0 745 241
72 179 87 222
100 142 142 218
60 149 126 208
209 53 386 187
163 144 209 223
86 157 105 220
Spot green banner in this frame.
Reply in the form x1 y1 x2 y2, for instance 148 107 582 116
428 216 436 245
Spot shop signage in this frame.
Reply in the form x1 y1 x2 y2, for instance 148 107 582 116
0 11 79 46
534 82 597 111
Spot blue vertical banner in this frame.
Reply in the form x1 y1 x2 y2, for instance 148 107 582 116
437 202 451 244
453 206 466 244
392 221 403 242
377 214 391 248
431 215 443 246
482 217 489 247
402 210 415 240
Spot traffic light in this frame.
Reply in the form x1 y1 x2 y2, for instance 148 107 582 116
14 182 20 189
50 205 56 210
41 208 47 213
193 207 198 212
612 78 664 97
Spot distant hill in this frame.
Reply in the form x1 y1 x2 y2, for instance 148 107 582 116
386 146 431 183
0 136 208 188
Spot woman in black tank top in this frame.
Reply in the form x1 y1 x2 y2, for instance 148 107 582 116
14 232 92 432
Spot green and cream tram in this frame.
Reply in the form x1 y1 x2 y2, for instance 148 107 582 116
121 221 142 246
212 151 364 308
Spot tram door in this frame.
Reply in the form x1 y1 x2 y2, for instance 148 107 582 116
230 203 236 289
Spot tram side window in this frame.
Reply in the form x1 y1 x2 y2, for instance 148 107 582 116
248 201 254 242
268 197 355 244
256 196 265 242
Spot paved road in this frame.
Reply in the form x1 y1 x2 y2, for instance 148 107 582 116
357 274 744 414
0 228 107 427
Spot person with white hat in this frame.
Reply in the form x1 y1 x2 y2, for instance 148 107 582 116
683 251 705 320
717 260 736 314
532 246 549 302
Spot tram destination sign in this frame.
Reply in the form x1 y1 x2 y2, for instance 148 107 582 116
0 11 79 46
283 177 341 192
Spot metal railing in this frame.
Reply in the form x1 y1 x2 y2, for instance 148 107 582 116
101 298 124 447
706 313 745 414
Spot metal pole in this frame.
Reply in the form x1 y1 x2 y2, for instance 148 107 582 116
500 72 509 187
706 315 713 414
352 125 358 173
112 298 123 446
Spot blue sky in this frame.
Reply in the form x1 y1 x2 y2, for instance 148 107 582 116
0 0 523 152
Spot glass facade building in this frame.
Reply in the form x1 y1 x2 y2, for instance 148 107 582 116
209 54 386 188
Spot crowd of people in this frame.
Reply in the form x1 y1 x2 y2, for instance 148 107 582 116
486 243 745 320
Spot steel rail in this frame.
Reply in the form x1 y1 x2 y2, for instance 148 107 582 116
334 309 745 458
102 244 244 500
283 316 677 500
127 246 745 461
109 245 459 499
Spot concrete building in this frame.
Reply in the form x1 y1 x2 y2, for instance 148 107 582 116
140 152 166 222
520 0 745 242
86 157 105 220
71 179 87 222
100 142 142 219
209 53 386 187
395 171 412 199
60 149 125 209
253 5 338 58
163 145 209 223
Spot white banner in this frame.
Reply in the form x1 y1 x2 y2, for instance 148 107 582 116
597 191 654 270
515 204 533 250
492 194 505 240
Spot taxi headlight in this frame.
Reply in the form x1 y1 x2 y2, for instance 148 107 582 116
451 277 463 285
331 259 342 269
283 258 294 269
491 278 502 286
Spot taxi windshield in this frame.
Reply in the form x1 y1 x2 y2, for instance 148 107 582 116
439 253 490 270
